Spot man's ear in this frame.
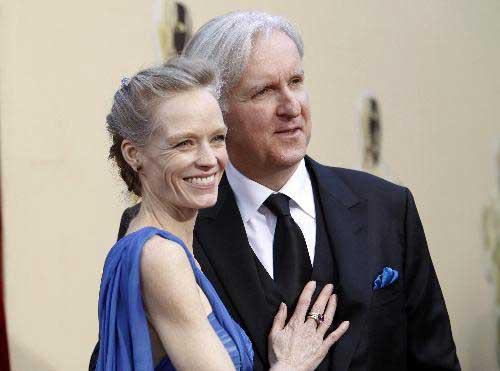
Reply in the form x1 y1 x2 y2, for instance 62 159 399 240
121 139 142 171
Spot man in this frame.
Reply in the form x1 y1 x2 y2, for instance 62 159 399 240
91 11 460 371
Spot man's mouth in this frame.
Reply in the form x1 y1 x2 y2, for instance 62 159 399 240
275 127 302 135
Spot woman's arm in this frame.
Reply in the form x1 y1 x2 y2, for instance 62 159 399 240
140 236 235 371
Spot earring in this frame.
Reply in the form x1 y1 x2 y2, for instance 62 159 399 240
136 164 142 172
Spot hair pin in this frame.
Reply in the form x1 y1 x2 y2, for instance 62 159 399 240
121 77 131 88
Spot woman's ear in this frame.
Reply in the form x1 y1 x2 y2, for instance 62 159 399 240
121 139 142 172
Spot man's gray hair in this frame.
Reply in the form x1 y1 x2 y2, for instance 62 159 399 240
182 10 304 109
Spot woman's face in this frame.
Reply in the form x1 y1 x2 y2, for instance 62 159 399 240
139 88 228 212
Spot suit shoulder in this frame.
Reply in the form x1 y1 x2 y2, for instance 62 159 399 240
123 203 141 219
117 203 141 240
330 167 411 223
323 165 409 208
331 167 404 192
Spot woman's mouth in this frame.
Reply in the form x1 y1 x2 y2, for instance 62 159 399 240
184 174 216 187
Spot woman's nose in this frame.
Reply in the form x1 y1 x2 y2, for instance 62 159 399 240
196 143 217 167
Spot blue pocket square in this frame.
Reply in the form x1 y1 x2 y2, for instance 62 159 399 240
373 267 399 290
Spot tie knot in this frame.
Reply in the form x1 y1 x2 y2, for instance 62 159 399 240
264 193 291 217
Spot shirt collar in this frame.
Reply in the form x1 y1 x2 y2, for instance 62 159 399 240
280 160 316 219
225 159 315 222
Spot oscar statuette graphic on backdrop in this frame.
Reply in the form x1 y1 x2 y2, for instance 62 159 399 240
358 93 401 184
154 0 192 63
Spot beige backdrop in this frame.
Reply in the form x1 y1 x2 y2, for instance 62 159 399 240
1 0 499 370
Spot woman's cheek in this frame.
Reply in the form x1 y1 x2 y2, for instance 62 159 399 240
217 147 229 169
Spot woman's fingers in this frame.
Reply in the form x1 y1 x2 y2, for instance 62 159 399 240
317 293 337 335
289 281 316 324
305 284 333 327
321 321 350 353
270 302 287 337
268 286 349 371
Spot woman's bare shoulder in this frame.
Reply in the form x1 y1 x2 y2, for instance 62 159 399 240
140 235 200 320
141 235 190 268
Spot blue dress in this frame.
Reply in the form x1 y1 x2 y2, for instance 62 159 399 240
96 227 254 371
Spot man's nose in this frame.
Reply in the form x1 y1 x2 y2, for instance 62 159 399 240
196 142 217 167
276 88 301 118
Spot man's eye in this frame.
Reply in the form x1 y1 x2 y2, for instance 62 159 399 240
290 77 303 86
253 87 271 98
174 140 193 148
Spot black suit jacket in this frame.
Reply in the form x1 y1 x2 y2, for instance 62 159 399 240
90 157 460 371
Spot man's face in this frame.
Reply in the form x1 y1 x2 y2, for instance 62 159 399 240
224 30 312 182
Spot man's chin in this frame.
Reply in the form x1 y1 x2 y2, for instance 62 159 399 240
272 148 307 168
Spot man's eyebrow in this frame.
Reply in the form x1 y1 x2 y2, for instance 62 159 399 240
247 82 272 93
243 69 305 94
292 69 305 78
256 69 304 84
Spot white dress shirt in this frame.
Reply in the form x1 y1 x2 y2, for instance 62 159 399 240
225 159 316 278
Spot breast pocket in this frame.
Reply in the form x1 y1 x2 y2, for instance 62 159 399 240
370 279 403 307
367 278 405 364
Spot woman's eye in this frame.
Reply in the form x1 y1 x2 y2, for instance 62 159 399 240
213 134 226 143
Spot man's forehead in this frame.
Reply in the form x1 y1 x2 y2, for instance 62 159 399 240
239 32 303 79
250 31 299 59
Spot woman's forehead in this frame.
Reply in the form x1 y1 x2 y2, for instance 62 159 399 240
152 91 224 136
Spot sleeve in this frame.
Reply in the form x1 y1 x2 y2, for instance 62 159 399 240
403 188 461 371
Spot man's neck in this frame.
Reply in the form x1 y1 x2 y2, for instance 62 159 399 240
229 160 301 191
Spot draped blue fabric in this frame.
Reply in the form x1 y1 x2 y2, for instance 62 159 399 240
96 227 254 371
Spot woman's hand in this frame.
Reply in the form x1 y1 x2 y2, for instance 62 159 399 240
268 281 349 371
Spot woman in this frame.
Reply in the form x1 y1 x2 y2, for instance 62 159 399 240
97 58 349 370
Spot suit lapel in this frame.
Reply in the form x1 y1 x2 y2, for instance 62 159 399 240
307 157 376 371
195 175 274 365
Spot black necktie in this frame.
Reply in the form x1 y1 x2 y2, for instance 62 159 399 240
264 193 312 305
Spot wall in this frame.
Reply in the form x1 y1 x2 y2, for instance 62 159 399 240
0 0 498 369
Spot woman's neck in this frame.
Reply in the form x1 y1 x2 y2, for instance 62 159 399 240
128 193 197 253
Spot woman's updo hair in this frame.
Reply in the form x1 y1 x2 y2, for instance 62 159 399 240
106 57 220 196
